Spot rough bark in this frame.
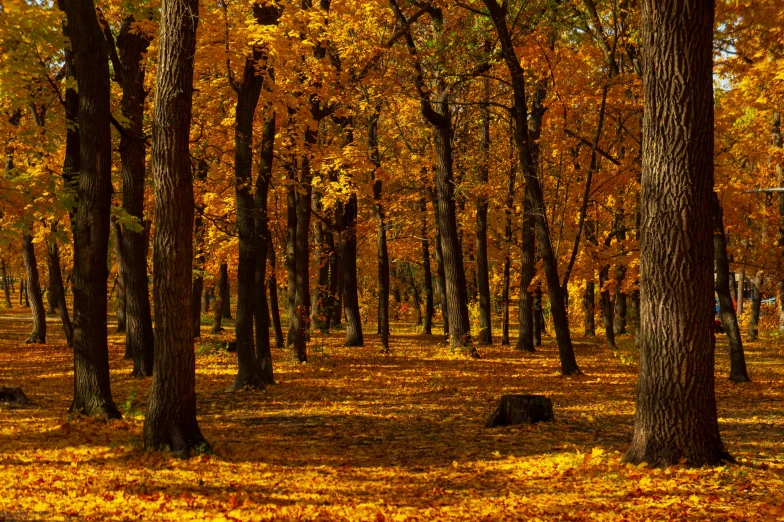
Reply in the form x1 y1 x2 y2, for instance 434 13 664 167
625 0 728 466
712 193 750 383
22 233 46 345
60 0 120 419
144 0 208 455
432 188 449 336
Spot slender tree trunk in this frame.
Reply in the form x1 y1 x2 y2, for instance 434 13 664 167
737 266 746 315
476 76 492 345
483 0 579 373
329 227 343 328
267 247 285 347
421 198 434 335
255 111 276 385
116 14 154 376
1 260 11 308
202 286 211 316
516 210 535 352
748 270 763 341
712 193 750 383
432 188 449 336
223 279 232 319
343 194 364 347
311 192 329 332
47 233 74 346
532 285 543 347
22 233 46 344
19 280 25 306
584 280 596 337
613 208 627 335
625 0 728 466
60 0 120 419
144 0 208 455
114 227 127 333
192 161 207 339
233 49 265 389
501 134 516 346
212 263 227 334
369 104 390 353
773 112 784 330
599 264 616 349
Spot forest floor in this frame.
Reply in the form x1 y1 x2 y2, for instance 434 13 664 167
1 307 783 521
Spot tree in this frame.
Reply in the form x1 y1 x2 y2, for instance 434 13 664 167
143 0 208 455
21 232 45 344
625 0 728 467
60 0 120 419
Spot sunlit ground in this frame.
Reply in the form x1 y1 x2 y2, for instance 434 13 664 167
1 305 783 520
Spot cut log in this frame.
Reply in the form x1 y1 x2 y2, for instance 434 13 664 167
486 394 553 427
0 387 30 404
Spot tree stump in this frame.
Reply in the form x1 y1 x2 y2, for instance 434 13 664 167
0 387 30 405
485 394 553 427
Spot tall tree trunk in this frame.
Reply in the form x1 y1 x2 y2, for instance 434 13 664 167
192 160 207 339
599 265 616 349
712 193 750 383
60 0 120 419
475 75 492 345
432 93 475 356
516 212 535 352
1 260 11 308
255 111 276 385
116 14 154 376
625 0 728 466
22 233 46 344
267 247 285 347
343 194 364 347
47 232 74 346
212 263 228 334
19 280 25 306
737 266 746 315
144 0 208 455
369 103 390 353
748 270 763 341
584 280 596 337
329 226 343 327
432 188 449 336
222 280 232 319
501 132 516 346
483 0 579 373
532 284 543 347
773 112 784 330
233 48 265 389
421 197 434 335
311 192 329 332
613 208 627 335
114 227 127 334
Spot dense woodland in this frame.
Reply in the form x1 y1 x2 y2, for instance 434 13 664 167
1 0 784 517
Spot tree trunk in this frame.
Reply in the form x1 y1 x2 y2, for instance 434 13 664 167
19 280 25 306
475 77 492 345
255 111 276 385
311 192 330 332
421 198 434 335
114 227 127 334
22 233 46 344
329 229 343 328
737 266 746 315
202 286 211 316
47 233 74 346
144 0 208 455
773 112 784 330
60 0 120 419
116 14 154 376
516 209 535 352
584 280 596 337
233 50 265 389
212 263 228 334
748 270 763 341
369 104 390 353
1 260 11 308
625 0 728 467
501 135 516 346
599 264 616 349
267 247 285 347
483 0 579 373
532 285 543 347
711 193 750 383
192 161 207 340
343 194 364 347
432 93 476 356
432 188 449 337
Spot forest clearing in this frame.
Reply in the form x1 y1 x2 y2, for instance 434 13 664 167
1 307 784 521
2 0 784 519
